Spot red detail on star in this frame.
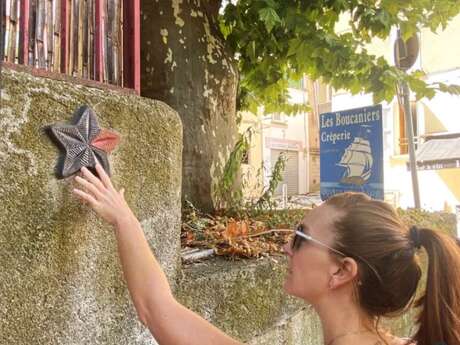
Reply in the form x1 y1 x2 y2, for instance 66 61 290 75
90 129 120 153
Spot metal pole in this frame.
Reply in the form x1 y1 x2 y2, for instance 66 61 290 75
400 81 421 208
395 28 421 209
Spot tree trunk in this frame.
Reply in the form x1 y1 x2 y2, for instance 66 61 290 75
140 0 238 213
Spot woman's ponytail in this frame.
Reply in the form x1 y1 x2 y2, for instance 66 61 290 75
413 227 460 345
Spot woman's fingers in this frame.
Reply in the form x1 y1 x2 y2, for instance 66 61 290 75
73 188 99 208
72 170 130 226
95 163 114 190
74 175 105 201
81 166 106 192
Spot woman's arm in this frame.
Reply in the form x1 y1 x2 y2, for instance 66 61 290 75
73 164 242 345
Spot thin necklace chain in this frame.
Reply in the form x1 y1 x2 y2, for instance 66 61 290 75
325 330 372 345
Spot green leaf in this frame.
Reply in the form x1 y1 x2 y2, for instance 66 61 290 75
410 70 426 79
220 0 460 116
287 38 301 57
433 82 460 96
246 41 256 61
258 7 281 33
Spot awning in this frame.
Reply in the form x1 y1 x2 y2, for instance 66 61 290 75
413 135 460 170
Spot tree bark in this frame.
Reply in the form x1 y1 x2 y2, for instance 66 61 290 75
140 0 238 213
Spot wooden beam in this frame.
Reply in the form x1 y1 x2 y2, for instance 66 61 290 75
19 0 30 64
95 0 104 82
0 1 3 62
133 0 140 94
123 0 140 94
60 0 68 73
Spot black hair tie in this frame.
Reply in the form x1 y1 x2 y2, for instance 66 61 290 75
409 226 422 249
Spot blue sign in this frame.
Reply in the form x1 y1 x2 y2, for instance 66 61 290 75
320 104 384 201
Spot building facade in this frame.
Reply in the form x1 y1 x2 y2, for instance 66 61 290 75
239 85 310 199
326 15 460 211
240 14 460 211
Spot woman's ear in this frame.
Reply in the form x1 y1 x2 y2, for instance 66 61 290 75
328 258 359 290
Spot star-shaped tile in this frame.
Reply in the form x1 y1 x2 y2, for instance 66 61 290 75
47 105 120 178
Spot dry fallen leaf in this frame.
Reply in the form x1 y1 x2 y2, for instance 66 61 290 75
181 211 299 259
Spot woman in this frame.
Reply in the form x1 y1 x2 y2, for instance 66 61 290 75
73 164 460 345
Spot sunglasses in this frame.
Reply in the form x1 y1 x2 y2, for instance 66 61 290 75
291 224 347 257
292 224 383 284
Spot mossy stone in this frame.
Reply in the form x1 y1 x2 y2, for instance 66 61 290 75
0 67 182 345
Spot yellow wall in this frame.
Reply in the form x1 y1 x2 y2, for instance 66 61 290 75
438 169 460 202
420 15 460 73
422 103 448 134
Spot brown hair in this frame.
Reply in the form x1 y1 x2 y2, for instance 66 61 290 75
325 192 460 345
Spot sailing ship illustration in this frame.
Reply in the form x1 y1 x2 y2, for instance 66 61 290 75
337 136 373 185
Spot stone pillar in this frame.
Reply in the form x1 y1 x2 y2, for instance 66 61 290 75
0 66 182 345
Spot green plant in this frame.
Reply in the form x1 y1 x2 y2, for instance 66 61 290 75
220 0 460 116
253 152 287 212
214 131 290 217
214 127 254 211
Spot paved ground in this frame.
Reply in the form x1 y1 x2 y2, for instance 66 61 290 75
272 192 323 209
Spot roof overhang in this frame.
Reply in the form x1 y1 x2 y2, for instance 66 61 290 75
410 134 460 171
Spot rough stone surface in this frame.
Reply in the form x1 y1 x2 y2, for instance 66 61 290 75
176 256 305 342
0 67 182 345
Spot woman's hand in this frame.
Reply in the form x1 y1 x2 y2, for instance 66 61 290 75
73 163 134 227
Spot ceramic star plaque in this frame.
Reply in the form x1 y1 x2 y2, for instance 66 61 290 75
47 105 120 178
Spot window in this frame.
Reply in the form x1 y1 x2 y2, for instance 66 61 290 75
271 113 287 123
